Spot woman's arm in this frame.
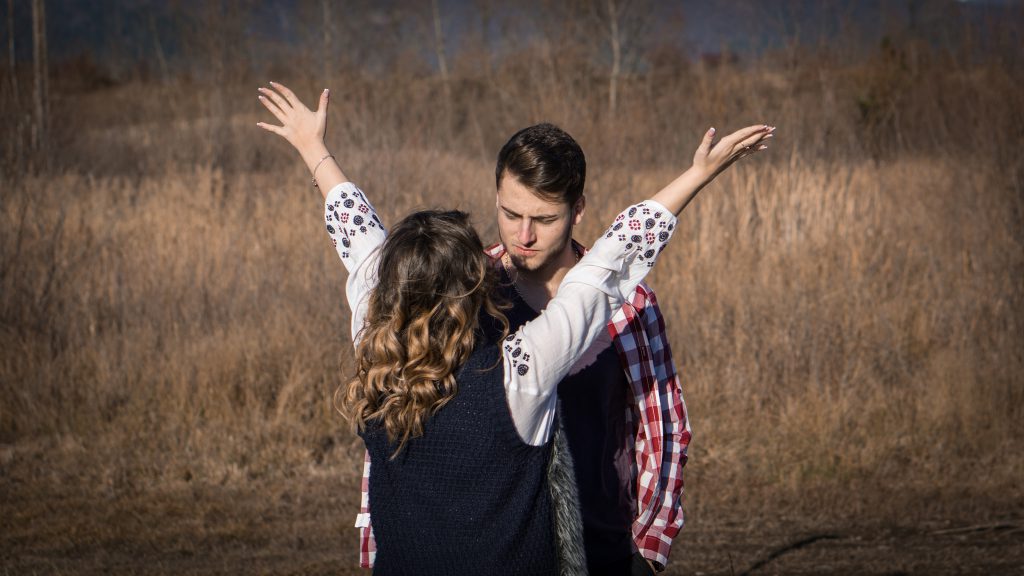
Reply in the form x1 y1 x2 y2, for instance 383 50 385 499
257 83 385 343
323 183 386 343
256 82 348 199
505 124 773 446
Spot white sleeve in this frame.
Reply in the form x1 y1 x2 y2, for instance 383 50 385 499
323 182 387 345
503 201 678 445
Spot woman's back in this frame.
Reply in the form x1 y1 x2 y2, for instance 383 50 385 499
360 314 558 576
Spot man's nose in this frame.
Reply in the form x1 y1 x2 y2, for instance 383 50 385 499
518 220 535 246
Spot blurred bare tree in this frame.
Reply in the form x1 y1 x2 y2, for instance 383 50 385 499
31 0 48 153
171 0 256 168
586 0 653 117
431 0 452 106
5 0 16 105
148 10 170 84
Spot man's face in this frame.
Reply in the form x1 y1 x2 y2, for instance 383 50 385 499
496 175 584 274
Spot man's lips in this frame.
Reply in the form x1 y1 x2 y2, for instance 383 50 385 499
512 246 538 256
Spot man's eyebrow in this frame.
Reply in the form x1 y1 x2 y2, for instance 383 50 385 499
499 204 560 220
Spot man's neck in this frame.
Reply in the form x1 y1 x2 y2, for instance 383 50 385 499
511 241 579 310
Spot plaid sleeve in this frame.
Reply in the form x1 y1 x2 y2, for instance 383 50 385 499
634 287 690 569
356 449 376 568
610 285 691 570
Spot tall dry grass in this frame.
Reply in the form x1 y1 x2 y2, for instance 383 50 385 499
1 27 1022 524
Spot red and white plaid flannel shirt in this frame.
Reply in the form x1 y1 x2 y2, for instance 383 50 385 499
355 242 691 570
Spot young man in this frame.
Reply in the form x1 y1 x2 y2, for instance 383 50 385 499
354 123 690 576
486 124 690 575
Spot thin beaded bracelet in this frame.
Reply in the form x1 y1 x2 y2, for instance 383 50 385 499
311 153 335 189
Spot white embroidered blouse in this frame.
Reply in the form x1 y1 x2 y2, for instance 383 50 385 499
324 181 676 447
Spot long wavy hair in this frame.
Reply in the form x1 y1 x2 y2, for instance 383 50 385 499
338 210 508 457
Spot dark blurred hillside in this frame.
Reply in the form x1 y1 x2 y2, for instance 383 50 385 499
3 0 1022 178
6 0 1022 79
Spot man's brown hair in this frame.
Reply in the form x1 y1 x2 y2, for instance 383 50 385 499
495 123 586 206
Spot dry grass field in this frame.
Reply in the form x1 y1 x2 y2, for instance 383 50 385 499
2 8 1023 573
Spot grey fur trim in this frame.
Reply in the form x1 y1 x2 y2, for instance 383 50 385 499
549 420 588 576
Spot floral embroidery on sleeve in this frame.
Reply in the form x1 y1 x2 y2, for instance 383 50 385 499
504 333 532 376
601 201 675 267
324 182 386 270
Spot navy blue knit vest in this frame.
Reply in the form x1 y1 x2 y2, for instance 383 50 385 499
498 268 635 571
359 315 558 576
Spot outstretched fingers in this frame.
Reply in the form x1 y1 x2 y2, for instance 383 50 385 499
256 121 285 136
258 85 292 115
317 88 329 114
720 124 768 149
738 143 767 159
697 127 716 158
720 126 773 165
255 82 332 156
258 92 289 126
736 125 774 150
316 89 330 130
269 81 304 110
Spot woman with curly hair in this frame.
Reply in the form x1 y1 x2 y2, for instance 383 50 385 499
258 82 771 576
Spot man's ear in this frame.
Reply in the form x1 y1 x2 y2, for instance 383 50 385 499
572 196 586 226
